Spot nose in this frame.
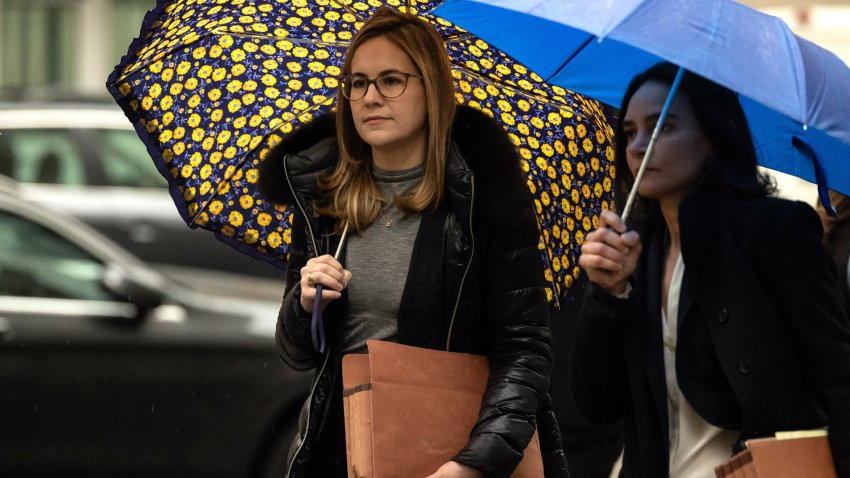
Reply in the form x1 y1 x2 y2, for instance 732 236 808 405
362 81 383 105
626 130 648 161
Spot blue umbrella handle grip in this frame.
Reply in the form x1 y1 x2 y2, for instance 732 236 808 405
311 284 326 354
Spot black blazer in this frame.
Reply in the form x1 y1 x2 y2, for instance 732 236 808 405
570 175 850 477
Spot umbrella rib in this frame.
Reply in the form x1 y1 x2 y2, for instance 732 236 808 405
545 34 595 85
456 66 578 113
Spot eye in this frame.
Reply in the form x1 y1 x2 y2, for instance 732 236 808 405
350 76 368 89
622 128 636 140
379 73 404 86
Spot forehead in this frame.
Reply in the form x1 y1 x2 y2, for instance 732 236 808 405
624 81 694 121
350 36 416 74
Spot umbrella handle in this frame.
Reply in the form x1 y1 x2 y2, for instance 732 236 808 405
309 222 349 355
311 285 326 354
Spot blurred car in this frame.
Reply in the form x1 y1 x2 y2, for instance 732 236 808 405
0 180 309 477
0 100 285 299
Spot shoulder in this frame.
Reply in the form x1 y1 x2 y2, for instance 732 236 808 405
732 196 822 237
258 115 338 205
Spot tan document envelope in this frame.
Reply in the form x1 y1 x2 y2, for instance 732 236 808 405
714 435 836 478
342 340 544 478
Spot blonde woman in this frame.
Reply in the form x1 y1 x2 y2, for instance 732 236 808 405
260 8 566 478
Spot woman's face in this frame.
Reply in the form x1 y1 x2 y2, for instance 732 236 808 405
348 36 427 165
622 80 714 204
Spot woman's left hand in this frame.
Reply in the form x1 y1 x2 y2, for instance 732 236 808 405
424 461 484 478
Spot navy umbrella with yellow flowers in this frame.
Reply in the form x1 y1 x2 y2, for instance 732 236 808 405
106 0 615 307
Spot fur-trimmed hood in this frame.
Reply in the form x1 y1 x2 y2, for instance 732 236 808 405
258 104 531 218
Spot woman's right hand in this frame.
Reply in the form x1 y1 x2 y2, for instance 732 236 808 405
579 210 642 296
299 255 353 313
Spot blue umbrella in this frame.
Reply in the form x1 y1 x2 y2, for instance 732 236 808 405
434 0 850 210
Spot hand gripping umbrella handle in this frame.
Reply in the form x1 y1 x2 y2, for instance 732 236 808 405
310 222 349 354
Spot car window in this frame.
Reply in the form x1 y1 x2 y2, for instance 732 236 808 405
97 129 167 188
0 129 86 185
0 210 114 300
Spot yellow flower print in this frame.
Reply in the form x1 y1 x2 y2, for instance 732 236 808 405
594 183 603 198
520 148 533 160
517 100 530 112
603 177 612 192
519 159 530 172
296 7 313 16
534 199 543 215
582 184 591 199
568 141 578 157
591 157 600 171
541 144 555 157
261 74 277 86
518 79 533 91
200 164 212 179
480 59 493 70
226 80 243 93
145 119 158 133
224 146 238 159
241 5 256 15
496 100 511 112
500 112 515 126
292 47 308 58
552 256 561 272
293 99 309 110
231 64 246 76
547 166 558 180
592 215 600 230
288 79 303 90
237 134 251 148
565 125 575 140
191 128 204 142
325 11 340 21
149 83 162 99
246 168 259 184
308 78 323 89
173 141 185 155
210 45 223 58
554 141 565 155
528 137 540 149
583 138 594 153
468 45 482 57
561 198 570 213
535 157 548 171
207 89 221 102
495 64 511 76
286 62 302 73
180 164 193 178
527 179 536 194
159 129 173 142
183 187 196 201
517 123 530 135
566 217 575 231
210 200 226 217
264 59 279 70
150 61 163 73
508 133 521 146
530 117 544 129
287 17 302 27
217 130 232 144
200 181 212 196
212 68 227 82
232 116 246 129
257 212 272 227
118 82 132 96
582 216 592 231
226 99 241 113
551 183 561 198
244 229 259 245
571 189 580 204
458 80 472 93
562 174 572 190
251 22 268 33
198 65 213 79
326 66 340 76
577 124 587 138
219 35 234 48
140 96 153 111
465 60 480 72
202 137 215 150
227 212 243 228
169 83 183 96
185 78 198 90
210 152 222 164
338 31 352 41
513 64 528 74
211 109 223 122
577 162 586 177
530 72 544 83
242 93 256 105
268 232 282 248
321 32 336 42
606 145 615 162
312 17 326 28
249 115 263 127
575 207 584 221
173 127 185 140
239 195 254 209
160 96 173 110
596 129 605 144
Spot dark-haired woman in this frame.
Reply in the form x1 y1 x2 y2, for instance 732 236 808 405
572 62 850 477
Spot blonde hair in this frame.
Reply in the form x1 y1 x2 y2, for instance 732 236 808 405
315 7 456 232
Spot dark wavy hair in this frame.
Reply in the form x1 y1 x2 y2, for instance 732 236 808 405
613 62 774 229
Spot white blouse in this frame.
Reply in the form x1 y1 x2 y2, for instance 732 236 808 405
663 252 738 477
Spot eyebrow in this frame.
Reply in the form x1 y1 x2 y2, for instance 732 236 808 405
622 112 680 126
349 68 405 77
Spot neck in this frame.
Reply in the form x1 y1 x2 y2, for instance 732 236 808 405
659 197 682 249
370 137 426 171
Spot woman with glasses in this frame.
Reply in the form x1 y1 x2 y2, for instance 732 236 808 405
259 7 566 478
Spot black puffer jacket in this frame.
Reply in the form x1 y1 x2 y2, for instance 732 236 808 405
259 105 568 478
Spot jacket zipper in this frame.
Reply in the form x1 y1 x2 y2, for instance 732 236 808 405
445 176 475 351
282 153 326 477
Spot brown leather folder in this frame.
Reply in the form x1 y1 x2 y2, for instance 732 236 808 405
342 340 544 478
714 434 836 478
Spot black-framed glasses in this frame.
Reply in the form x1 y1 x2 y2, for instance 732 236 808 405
339 72 423 101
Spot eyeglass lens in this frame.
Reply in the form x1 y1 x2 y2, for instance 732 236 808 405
343 73 412 100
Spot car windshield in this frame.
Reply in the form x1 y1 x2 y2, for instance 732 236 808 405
0 127 166 188
0 210 114 300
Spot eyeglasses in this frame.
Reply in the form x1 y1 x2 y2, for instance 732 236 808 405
339 72 423 101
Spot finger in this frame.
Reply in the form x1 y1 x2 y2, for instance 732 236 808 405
599 209 627 234
585 228 633 256
579 251 625 273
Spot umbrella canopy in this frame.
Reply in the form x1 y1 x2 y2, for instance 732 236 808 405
435 0 850 201
107 0 616 307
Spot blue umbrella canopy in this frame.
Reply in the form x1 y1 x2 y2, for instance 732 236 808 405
107 0 616 307
436 0 850 203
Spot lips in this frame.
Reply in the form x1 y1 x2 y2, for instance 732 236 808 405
364 115 389 124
